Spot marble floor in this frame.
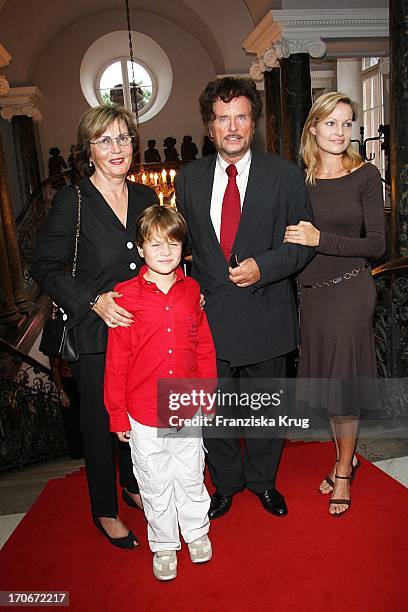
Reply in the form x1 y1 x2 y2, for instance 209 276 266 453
1 439 408 549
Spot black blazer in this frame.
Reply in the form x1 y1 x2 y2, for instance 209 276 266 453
175 150 315 366
31 177 158 354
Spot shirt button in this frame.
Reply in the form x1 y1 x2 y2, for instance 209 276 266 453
62 314 68 321
127 241 134 249
165 306 170 311
167 328 172 332
168 349 173 354
129 262 137 270
169 370 173 375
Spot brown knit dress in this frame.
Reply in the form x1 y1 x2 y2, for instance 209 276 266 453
297 163 386 416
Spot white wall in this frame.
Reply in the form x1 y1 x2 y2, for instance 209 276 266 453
336 59 362 139
33 9 217 171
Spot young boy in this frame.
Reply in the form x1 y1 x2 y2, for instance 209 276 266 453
104 205 216 581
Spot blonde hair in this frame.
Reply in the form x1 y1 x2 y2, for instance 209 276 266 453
135 205 187 248
301 92 361 185
77 105 139 175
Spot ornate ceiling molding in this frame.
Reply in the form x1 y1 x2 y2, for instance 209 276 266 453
243 8 388 83
271 9 388 40
0 86 45 123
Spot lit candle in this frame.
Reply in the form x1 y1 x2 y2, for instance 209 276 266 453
130 174 135 182
149 173 154 183
142 173 147 184
154 173 158 186
158 192 164 206
169 169 176 182
170 194 176 207
161 169 167 183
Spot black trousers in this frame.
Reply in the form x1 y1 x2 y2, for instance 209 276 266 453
60 377 83 459
70 353 138 517
203 356 286 497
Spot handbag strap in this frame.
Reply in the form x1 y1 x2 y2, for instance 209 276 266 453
51 185 81 318
72 185 81 278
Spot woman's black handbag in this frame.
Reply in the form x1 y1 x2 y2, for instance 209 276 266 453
39 186 81 363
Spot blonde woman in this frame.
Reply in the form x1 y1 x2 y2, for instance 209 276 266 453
284 92 385 516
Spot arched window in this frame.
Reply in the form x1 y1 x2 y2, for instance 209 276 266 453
80 31 173 124
97 58 155 115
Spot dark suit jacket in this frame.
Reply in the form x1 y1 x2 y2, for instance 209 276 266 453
31 177 158 354
175 150 315 366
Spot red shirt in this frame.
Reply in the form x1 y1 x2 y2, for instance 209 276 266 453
104 266 217 429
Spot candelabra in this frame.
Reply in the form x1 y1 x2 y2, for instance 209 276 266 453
128 167 176 206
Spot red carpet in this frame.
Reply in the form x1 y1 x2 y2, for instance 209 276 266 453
1 442 407 612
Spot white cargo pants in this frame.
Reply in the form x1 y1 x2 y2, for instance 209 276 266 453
128 416 210 552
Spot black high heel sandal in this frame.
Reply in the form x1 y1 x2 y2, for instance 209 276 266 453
93 516 139 549
122 488 143 511
320 456 361 494
350 458 361 482
329 473 352 517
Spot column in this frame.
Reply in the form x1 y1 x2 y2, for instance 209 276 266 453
264 68 282 155
0 132 31 314
12 115 42 207
280 53 312 166
389 0 408 258
0 132 22 325
248 38 325 166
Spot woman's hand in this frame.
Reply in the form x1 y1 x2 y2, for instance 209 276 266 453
116 431 131 443
284 221 320 247
92 291 134 328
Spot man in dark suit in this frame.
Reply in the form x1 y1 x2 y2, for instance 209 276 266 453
175 77 314 519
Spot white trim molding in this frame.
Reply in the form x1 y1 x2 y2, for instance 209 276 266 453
243 8 389 82
311 70 335 91
243 11 282 57
270 9 388 40
0 86 45 123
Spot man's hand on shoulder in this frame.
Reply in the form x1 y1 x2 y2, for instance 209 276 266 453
229 258 260 287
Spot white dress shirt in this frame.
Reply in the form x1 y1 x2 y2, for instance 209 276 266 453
210 149 252 241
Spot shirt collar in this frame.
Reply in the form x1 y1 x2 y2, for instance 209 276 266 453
137 264 185 289
216 149 252 176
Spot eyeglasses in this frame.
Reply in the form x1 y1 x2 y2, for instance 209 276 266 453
89 134 135 150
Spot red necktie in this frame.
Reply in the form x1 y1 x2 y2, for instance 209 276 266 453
220 164 241 261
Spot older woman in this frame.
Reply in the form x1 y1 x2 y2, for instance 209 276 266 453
284 92 385 516
32 106 158 547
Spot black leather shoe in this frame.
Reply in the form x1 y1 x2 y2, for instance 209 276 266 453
257 489 288 517
208 493 233 519
93 516 139 549
122 488 143 511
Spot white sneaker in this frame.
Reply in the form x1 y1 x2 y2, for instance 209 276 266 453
188 534 212 563
153 550 177 581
